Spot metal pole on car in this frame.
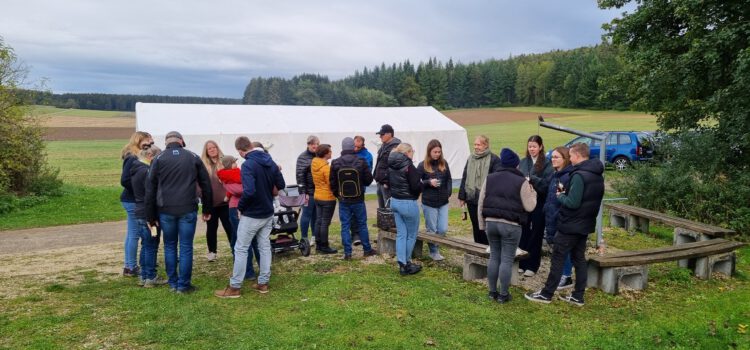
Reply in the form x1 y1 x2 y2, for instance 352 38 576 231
537 117 606 248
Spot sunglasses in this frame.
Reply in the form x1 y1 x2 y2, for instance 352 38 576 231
140 142 155 150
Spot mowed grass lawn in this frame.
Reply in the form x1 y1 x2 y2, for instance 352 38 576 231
2 107 749 348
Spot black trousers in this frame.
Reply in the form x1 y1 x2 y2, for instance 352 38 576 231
206 204 232 253
314 199 336 247
541 232 589 300
519 206 546 273
467 202 488 245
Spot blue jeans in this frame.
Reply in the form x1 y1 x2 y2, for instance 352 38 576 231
486 221 522 296
137 219 161 280
160 211 198 291
299 197 317 240
422 203 448 254
391 198 420 264
121 201 144 269
228 207 258 279
230 215 273 287
339 201 373 255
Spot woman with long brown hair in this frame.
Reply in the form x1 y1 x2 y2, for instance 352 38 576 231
543 146 575 289
416 139 452 261
518 135 553 277
120 131 153 277
201 140 233 262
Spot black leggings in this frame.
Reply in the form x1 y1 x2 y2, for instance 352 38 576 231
206 204 232 253
467 202 488 245
519 206 546 273
314 199 336 247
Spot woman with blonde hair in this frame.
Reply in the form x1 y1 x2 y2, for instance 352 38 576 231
416 139 452 261
543 146 575 289
201 140 233 262
120 131 153 277
388 143 423 275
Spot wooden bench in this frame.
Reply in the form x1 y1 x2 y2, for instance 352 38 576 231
605 203 735 267
377 228 529 286
587 238 746 294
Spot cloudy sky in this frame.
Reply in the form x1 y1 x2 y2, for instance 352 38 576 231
0 0 630 98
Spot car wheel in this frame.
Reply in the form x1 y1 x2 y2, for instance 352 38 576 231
613 156 630 171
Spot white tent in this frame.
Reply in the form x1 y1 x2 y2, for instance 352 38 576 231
135 103 470 185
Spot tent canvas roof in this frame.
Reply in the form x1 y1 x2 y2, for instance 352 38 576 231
135 103 470 184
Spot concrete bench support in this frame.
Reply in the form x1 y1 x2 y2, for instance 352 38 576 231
674 227 712 268
462 253 520 286
377 231 423 259
588 263 649 295
694 252 736 280
609 210 649 234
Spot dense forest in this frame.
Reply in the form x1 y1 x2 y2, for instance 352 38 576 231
243 44 630 110
27 91 241 111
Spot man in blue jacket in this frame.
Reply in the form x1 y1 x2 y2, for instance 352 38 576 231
216 136 285 298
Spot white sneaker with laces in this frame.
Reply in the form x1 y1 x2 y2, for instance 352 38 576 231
206 252 217 262
430 252 445 261
523 270 536 277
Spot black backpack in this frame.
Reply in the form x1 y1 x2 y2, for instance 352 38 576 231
337 159 362 199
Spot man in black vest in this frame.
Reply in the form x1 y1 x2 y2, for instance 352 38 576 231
526 142 604 306
374 124 401 208
478 148 537 304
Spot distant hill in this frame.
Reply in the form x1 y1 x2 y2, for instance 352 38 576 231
25 90 241 112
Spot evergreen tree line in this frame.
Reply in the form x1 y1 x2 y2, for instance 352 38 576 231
26 91 241 111
243 44 630 110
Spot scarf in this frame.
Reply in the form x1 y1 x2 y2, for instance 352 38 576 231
465 149 491 201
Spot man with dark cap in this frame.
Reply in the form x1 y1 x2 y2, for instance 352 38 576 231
477 148 536 304
525 142 604 307
373 124 401 208
146 131 213 294
296 135 319 244
330 137 378 259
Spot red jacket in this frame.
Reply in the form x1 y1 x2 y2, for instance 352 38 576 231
217 168 243 208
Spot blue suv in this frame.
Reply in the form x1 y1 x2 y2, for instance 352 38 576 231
550 131 654 170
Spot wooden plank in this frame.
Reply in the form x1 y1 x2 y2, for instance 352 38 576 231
591 240 746 267
595 239 728 259
378 229 529 259
604 203 734 235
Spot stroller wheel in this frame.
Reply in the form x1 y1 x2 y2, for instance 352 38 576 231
299 238 311 257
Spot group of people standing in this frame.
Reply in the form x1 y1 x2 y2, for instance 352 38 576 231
119 124 604 304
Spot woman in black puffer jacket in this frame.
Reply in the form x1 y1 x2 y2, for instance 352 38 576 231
417 139 452 261
388 143 423 275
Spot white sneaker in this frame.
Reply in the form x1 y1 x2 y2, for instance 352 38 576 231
523 270 536 277
518 268 524 274
515 247 527 257
485 246 491 253
430 252 445 261
206 252 217 262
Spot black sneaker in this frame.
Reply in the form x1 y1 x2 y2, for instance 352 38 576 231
406 262 422 275
524 290 552 304
176 285 197 294
496 293 512 304
398 262 410 276
557 276 574 291
363 249 378 257
558 294 584 307
342 254 352 261
316 246 338 255
488 291 499 302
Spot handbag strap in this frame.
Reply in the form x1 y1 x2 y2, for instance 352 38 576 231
385 198 391 208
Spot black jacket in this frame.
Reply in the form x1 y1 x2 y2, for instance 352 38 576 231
130 159 150 220
120 155 137 203
330 150 374 203
481 168 528 225
519 156 554 203
557 159 605 235
388 151 422 200
458 152 502 205
374 137 401 184
295 149 316 195
146 143 213 221
417 160 452 208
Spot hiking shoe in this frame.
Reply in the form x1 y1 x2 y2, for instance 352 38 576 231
429 252 445 261
316 246 338 255
176 285 197 294
559 294 584 307
363 249 379 257
143 276 168 288
137 277 146 286
557 276 574 291
214 286 242 299
524 290 552 304
496 293 512 304
523 270 536 277
406 261 422 275
206 252 217 262
251 283 269 294
488 291 499 302
123 267 139 277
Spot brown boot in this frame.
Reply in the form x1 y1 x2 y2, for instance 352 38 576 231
251 283 269 294
214 286 241 298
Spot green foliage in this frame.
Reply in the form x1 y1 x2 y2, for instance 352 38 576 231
25 90 241 111
0 38 62 208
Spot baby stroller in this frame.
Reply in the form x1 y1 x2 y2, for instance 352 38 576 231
270 185 311 256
